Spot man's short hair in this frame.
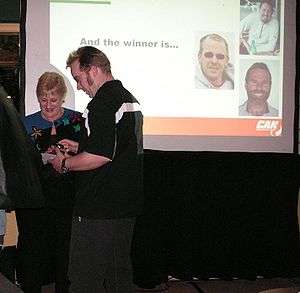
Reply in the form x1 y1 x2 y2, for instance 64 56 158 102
198 33 229 57
245 62 272 84
260 0 274 10
66 46 111 74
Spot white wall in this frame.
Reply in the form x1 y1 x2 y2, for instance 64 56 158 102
25 0 75 115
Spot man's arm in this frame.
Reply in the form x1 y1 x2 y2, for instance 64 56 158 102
239 12 254 35
239 13 255 53
64 151 111 171
49 149 111 173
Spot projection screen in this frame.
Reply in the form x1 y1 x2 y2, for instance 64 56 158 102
25 0 297 152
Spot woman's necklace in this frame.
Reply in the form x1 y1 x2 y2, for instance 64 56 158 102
51 121 57 135
41 108 64 136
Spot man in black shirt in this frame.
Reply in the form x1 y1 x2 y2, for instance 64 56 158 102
50 46 143 292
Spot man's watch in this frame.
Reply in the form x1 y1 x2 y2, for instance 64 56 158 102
61 158 70 174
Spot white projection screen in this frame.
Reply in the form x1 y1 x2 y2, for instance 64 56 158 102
25 0 297 152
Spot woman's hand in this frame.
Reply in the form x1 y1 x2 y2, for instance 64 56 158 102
58 139 79 154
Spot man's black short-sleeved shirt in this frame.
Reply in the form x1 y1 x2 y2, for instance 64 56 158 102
74 80 143 219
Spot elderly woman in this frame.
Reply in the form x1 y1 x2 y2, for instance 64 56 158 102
16 72 83 293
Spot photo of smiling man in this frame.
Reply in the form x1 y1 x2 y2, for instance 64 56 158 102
195 33 234 90
239 61 278 116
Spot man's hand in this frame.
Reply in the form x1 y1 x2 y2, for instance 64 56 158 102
48 147 66 173
240 30 249 41
58 139 79 154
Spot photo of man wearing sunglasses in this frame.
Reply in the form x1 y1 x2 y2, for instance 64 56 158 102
195 33 234 90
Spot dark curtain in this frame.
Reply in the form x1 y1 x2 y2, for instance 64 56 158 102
132 150 300 288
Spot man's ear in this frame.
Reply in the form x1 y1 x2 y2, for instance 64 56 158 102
90 65 100 77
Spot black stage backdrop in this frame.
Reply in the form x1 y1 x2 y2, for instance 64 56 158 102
132 150 300 288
